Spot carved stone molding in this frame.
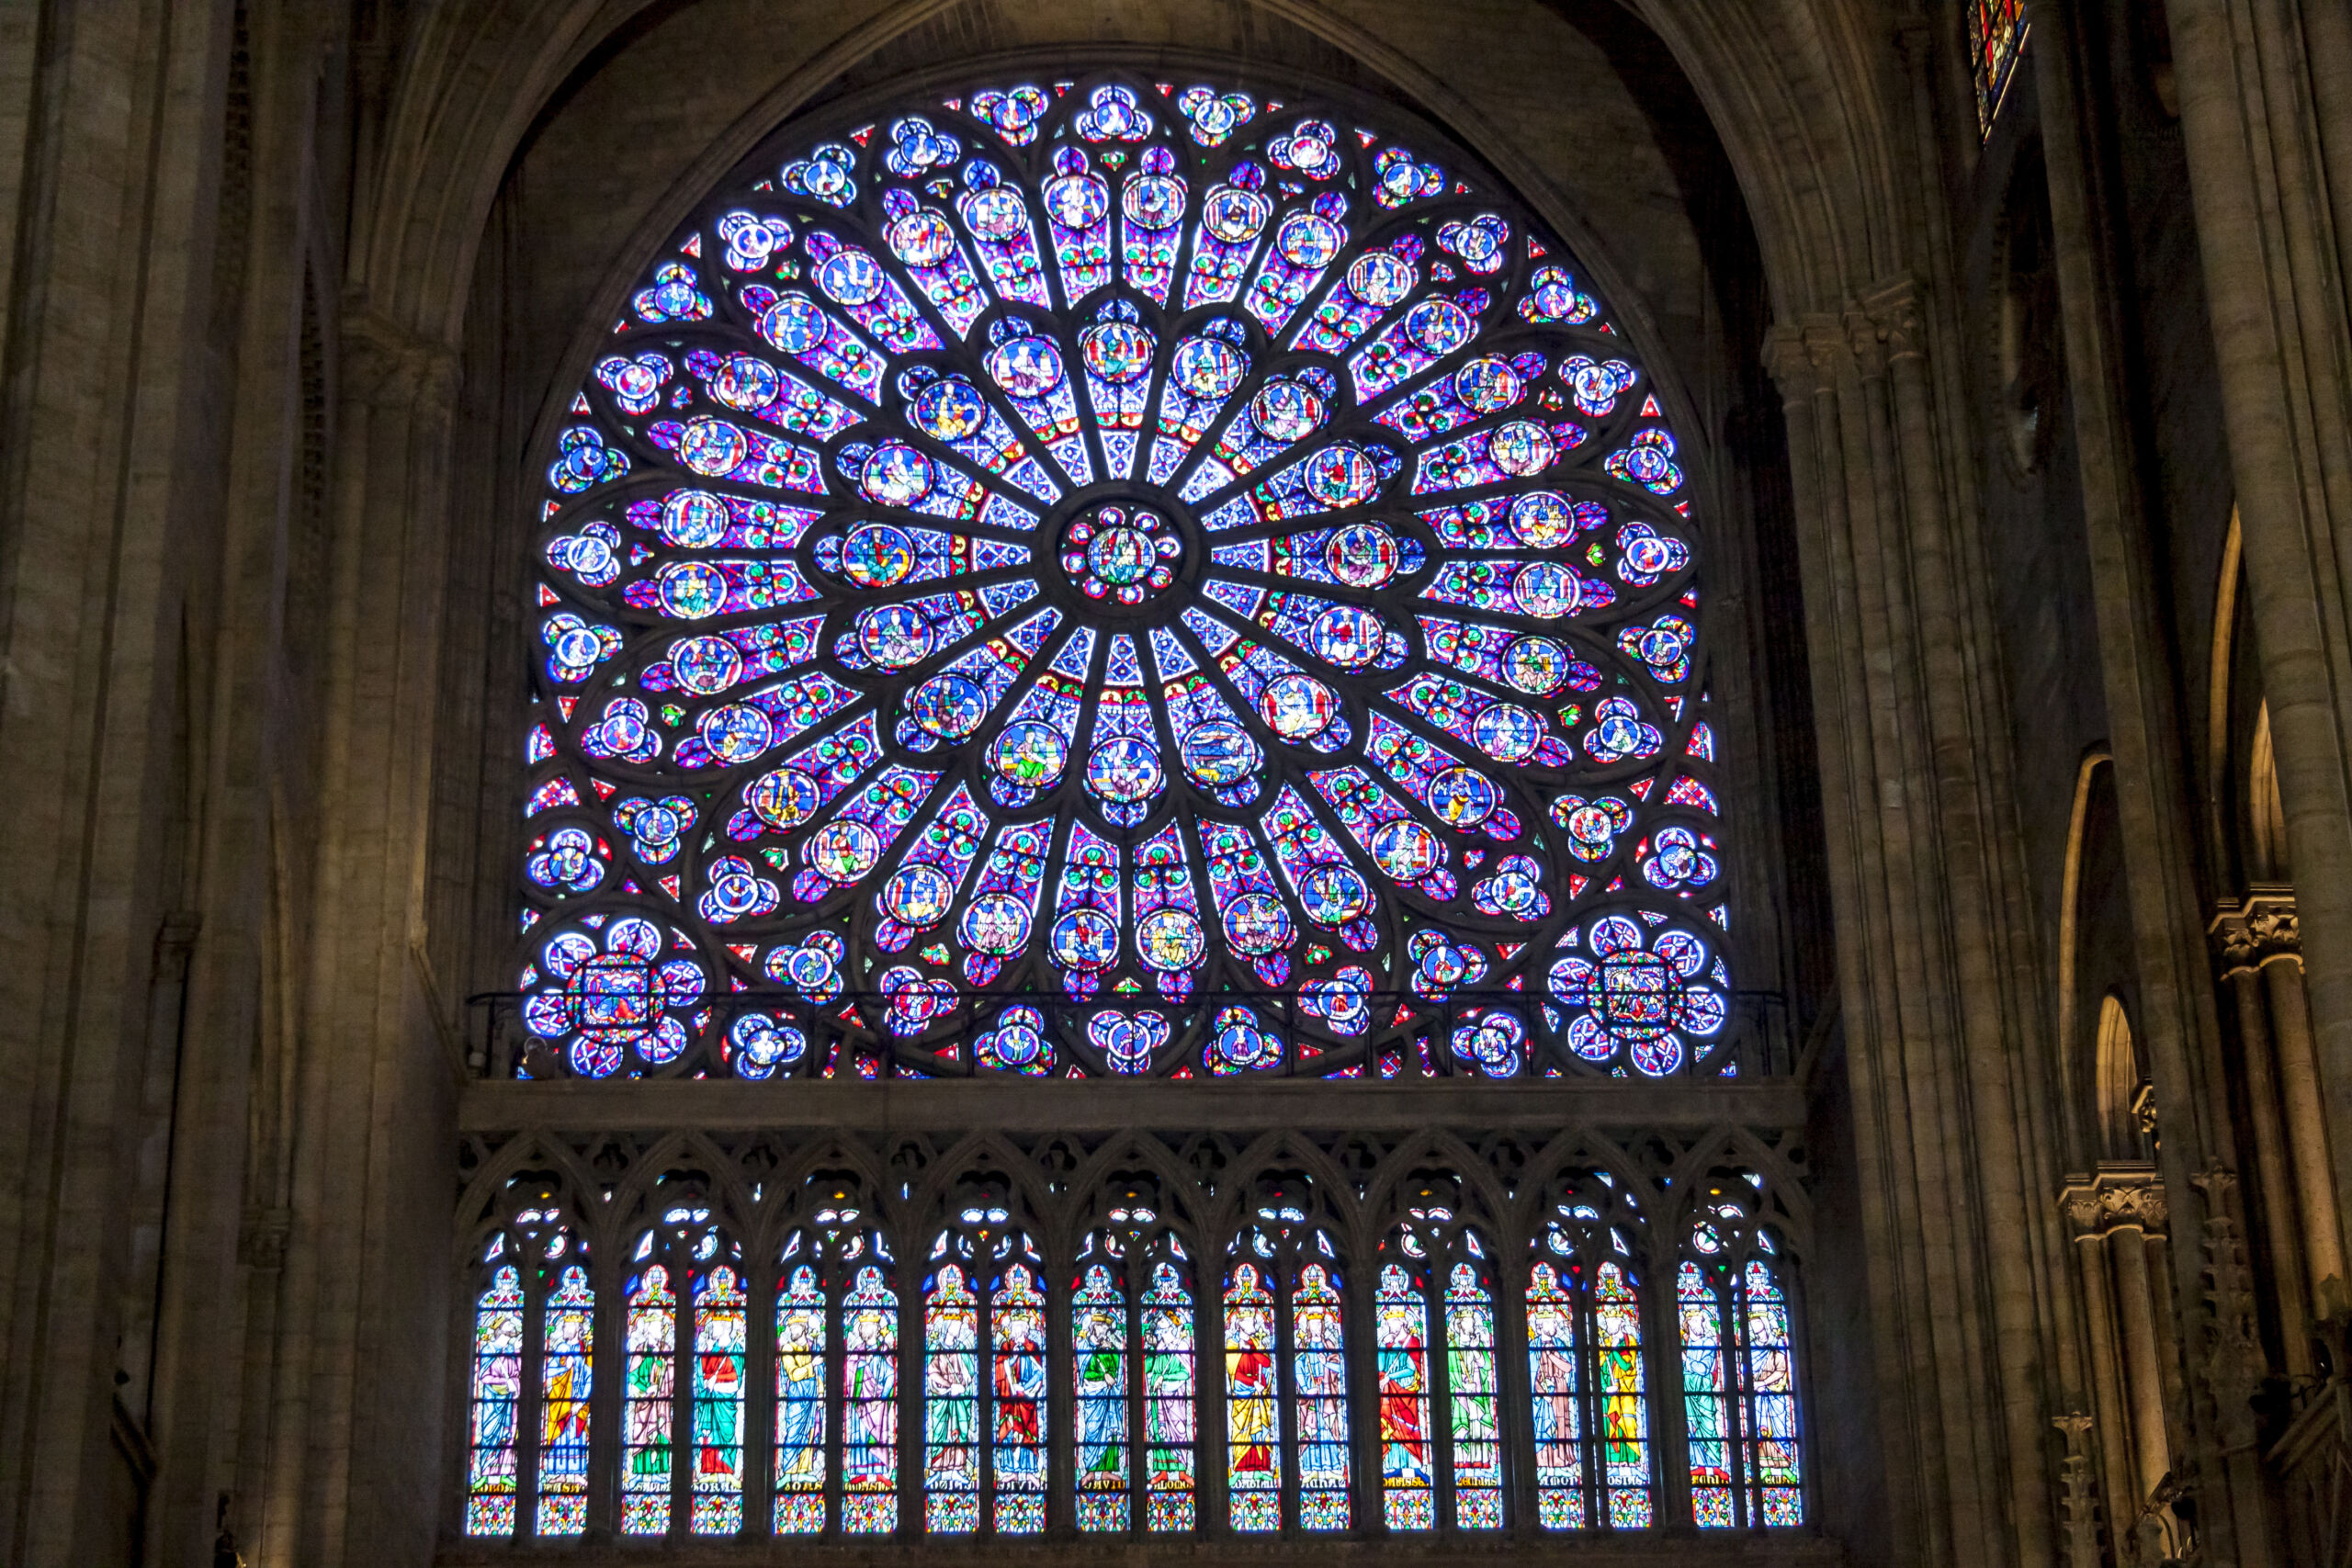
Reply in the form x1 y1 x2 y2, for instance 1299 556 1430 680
2058 1165 2169 1237
2208 887 2299 975
2051 1414 2102 1568
2188 1166 2267 1450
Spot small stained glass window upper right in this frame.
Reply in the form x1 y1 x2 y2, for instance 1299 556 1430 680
1971 0 2030 138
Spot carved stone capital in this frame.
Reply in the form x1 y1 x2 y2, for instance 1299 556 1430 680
2208 888 2299 975
1762 318 1841 402
1760 323 1813 402
238 1206 291 1269
1842 307 1886 378
2058 1165 2168 1236
342 308 460 413
1859 276 1925 360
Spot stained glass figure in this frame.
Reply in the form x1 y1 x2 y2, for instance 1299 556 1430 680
1141 1257 1199 1530
1224 1261 1281 1532
1530 1168 1653 1529
691 1266 749 1532
923 1261 982 1532
1681 1175 1804 1528
1680 1259 1732 1527
1293 1262 1351 1529
537 1261 594 1535
1526 1258 1588 1529
1594 1259 1651 1526
991 1258 1050 1532
521 68 1724 1082
1072 1260 1131 1529
465 1262 525 1536
1445 1261 1504 1529
842 1261 902 1532
621 1263 678 1534
1375 1262 1435 1529
1970 0 2030 137
773 1263 829 1532
1741 1258 1804 1527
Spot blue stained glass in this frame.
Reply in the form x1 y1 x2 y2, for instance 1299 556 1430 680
525 66 1724 1082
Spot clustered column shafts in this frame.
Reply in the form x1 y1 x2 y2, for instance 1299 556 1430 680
2059 1173 2179 1557
2028 11 2284 1563
1766 286 2061 1568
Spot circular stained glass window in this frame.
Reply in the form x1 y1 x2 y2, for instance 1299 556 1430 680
520 69 1729 1081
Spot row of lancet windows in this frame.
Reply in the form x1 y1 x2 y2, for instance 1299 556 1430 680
461 1174 1804 1539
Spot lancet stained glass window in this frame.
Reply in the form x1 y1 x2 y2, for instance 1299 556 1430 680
537 1261 594 1534
518 67 1730 1085
459 1158 1813 1537
1226 1182 1352 1534
690 1264 749 1532
924 1202 1046 1535
620 1208 742 1537
1530 1168 1654 1529
841 1263 902 1531
1072 1257 1132 1528
771 1201 903 1536
1376 1188 1502 1532
465 1263 526 1535
621 1264 678 1532
462 1213 594 1541
1680 1176 1804 1529
772 1259 830 1530
1073 1200 1200 1534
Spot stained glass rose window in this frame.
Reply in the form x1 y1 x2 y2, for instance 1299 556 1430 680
518 70 1729 1079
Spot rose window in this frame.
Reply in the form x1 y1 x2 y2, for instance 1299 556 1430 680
519 71 1732 1080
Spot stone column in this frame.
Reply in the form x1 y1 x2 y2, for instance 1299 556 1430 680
2211 897 2321 1377
2164 0 2352 1271
2211 894 2345 1341
2257 939 2345 1301
2187 1167 2278 1562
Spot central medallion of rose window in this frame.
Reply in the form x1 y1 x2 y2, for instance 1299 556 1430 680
1060 503 1179 604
